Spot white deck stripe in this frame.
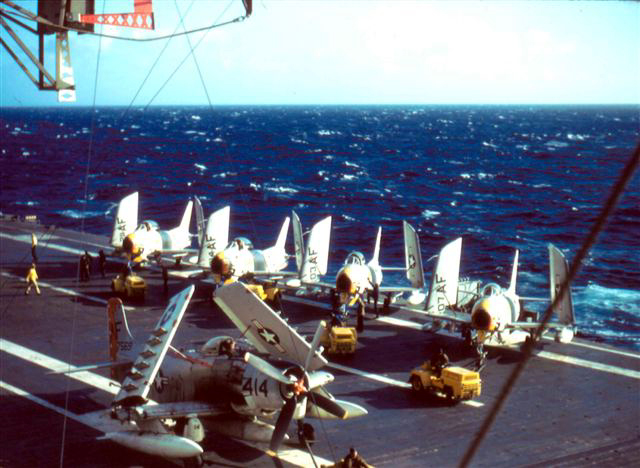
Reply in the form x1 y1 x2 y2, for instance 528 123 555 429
543 335 640 359
535 350 640 379
327 362 411 389
0 379 86 423
0 338 119 394
0 338 333 466
0 271 135 311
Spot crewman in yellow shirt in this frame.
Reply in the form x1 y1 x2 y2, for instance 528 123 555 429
25 263 41 295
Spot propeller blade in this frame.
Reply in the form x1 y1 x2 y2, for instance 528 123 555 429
244 353 291 385
308 391 347 419
270 397 296 453
304 320 326 371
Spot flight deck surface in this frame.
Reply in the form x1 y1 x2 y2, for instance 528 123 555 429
1 218 639 467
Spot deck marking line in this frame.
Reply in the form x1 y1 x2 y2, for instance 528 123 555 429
0 379 86 423
1 271 135 311
327 362 411 388
0 340 334 467
0 338 119 394
542 335 640 360
535 350 640 380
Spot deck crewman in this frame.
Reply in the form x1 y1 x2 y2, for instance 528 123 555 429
98 250 106 278
31 232 38 264
25 263 41 295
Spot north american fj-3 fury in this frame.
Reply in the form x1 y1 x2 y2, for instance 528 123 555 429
110 192 207 265
415 238 577 352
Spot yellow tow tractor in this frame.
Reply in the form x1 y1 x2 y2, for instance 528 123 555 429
320 325 357 355
246 283 282 311
111 271 146 301
409 363 481 402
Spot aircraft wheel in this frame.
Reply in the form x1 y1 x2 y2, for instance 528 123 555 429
183 455 203 468
410 376 423 392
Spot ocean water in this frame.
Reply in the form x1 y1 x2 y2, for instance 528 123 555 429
1 105 639 350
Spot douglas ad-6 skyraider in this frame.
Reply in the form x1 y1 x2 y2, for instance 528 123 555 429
72 284 366 463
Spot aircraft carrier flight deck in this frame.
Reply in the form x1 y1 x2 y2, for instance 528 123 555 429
1 217 639 467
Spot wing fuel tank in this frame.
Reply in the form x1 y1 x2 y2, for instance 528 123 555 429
104 431 203 458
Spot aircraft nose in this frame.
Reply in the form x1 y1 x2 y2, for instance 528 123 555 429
211 252 231 277
336 269 356 295
471 298 495 331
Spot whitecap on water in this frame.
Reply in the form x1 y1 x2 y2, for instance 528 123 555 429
265 186 299 194
194 163 207 171
344 161 360 168
58 209 103 219
544 140 569 148
422 210 441 220
341 174 356 181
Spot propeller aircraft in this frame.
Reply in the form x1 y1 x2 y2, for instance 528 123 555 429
96 283 365 462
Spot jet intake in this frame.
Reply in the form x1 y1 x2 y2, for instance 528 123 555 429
122 234 135 255
211 252 232 278
471 299 495 331
336 270 356 295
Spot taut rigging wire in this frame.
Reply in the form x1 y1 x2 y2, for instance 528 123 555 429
459 141 640 468
58 3 107 465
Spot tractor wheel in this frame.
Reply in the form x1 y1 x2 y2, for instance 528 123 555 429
410 376 423 392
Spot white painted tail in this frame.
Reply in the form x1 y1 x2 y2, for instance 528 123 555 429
507 249 519 295
549 244 575 325
300 216 331 283
370 227 382 267
274 216 290 252
110 192 138 248
425 237 462 315
403 221 425 289
178 200 193 233
197 206 230 267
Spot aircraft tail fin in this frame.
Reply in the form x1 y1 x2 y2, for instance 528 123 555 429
110 192 138 248
300 216 331 283
273 216 290 252
425 237 462 315
403 221 425 289
549 244 575 325
371 227 382 266
507 249 519 295
292 211 304 271
107 297 134 363
197 206 230 268
194 196 205 247
178 200 193 233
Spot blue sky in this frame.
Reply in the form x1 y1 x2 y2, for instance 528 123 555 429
1 0 639 106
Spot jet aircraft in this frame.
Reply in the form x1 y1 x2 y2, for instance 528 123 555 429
110 192 203 265
418 238 576 352
95 283 366 462
309 221 426 329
